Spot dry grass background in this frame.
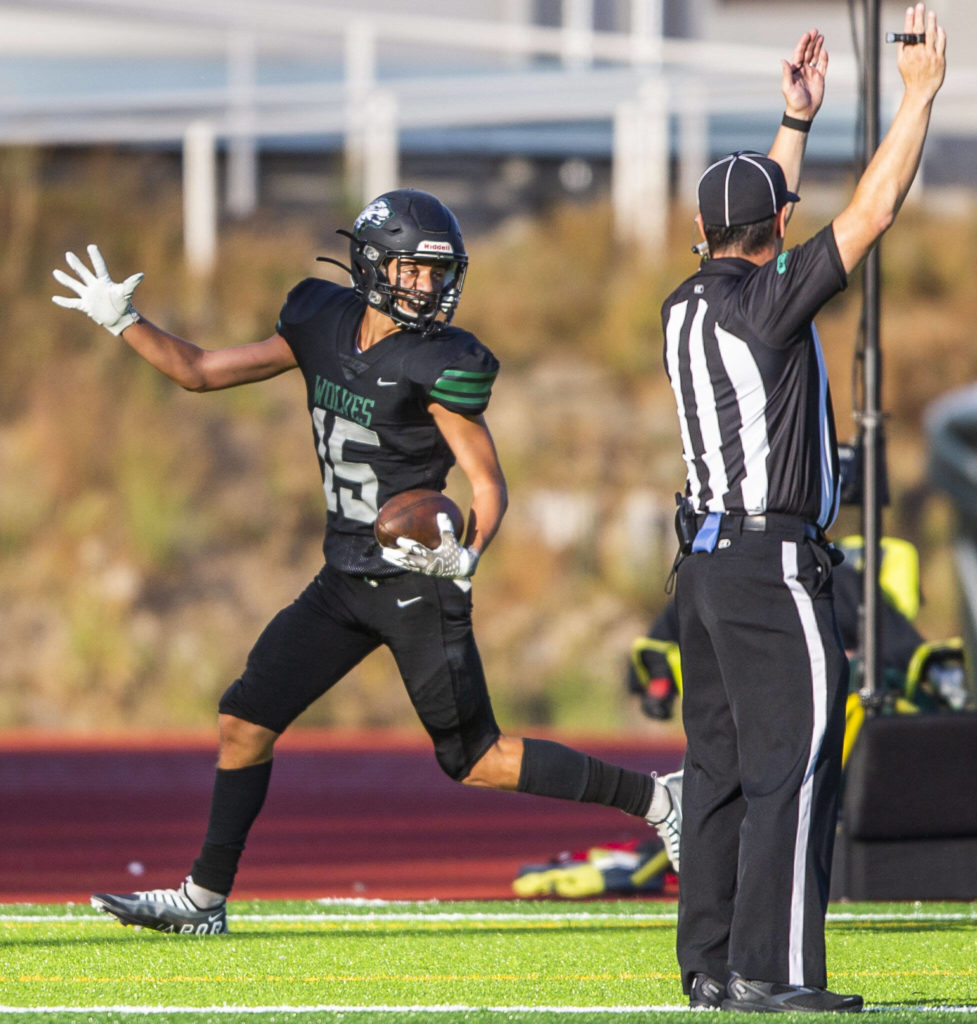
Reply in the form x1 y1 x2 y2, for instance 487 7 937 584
2 148 975 735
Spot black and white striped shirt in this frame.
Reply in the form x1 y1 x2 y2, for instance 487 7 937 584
661 225 848 531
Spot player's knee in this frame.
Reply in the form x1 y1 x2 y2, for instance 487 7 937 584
434 746 474 783
458 736 522 790
218 714 277 768
433 733 507 785
442 762 471 783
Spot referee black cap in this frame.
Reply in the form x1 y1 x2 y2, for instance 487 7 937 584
697 151 800 227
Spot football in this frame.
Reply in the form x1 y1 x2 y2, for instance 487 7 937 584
374 489 464 550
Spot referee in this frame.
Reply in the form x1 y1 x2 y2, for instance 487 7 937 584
661 6 946 1013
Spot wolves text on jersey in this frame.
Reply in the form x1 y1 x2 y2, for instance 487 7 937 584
314 374 375 428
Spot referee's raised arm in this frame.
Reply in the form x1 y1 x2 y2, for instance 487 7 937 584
832 2 947 274
768 28 829 220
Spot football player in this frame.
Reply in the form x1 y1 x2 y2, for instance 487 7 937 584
53 188 680 934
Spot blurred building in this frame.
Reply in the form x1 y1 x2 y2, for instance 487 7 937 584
1 0 973 266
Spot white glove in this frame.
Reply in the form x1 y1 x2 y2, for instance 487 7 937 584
52 244 143 336
380 512 480 579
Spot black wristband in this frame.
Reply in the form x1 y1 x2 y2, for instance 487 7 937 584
782 113 812 133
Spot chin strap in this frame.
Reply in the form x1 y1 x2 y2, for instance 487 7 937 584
314 255 353 275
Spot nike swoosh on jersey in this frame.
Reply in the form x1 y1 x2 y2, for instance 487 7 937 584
376 378 399 386
397 596 423 608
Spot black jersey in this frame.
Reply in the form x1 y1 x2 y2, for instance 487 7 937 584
277 278 499 576
661 225 847 530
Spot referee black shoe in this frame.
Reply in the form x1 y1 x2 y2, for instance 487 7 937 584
690 972 725 1009
91 878 227 935
722 972 863 1013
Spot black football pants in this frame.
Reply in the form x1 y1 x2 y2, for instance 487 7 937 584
674 519 848 991
220 564 500 780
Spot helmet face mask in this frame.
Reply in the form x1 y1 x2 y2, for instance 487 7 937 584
347 190 468 335
384 253 465 326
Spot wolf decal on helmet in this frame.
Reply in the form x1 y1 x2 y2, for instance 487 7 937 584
354 198 395 232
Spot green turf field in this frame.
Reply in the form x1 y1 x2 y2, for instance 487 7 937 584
1 899 975 1022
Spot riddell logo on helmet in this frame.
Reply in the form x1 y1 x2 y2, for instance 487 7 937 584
417 240 454 254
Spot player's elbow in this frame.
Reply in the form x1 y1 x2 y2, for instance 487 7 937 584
492 483 510 531
167 352 216 392
497 480 510 519
176 354 225 392
473 471 508 515
178 373 220 393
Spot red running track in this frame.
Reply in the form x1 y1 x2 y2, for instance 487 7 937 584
0 731 684 903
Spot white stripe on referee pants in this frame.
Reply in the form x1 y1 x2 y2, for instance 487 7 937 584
781 540 828 986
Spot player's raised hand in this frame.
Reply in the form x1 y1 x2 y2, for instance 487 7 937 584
781 29 828 121
897 4 946 101
381 512 479 579
52 244 143 336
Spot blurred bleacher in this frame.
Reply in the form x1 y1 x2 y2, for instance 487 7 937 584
2 0 975 268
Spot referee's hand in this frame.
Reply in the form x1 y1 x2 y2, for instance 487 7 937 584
781 29 827 122
897 4 946 101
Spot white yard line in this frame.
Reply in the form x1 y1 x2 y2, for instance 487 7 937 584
0 1006 688 1016
1 1004 976 1016
4 908 977 924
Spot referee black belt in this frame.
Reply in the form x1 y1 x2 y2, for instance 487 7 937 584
695 512 820 540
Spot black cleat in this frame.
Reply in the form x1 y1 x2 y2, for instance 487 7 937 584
91 880 227 935
690 972 726 1009
722 973 863 1013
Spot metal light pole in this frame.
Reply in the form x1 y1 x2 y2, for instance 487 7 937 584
857 0 884 708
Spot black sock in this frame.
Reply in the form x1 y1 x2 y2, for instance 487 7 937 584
517 738 653 816
190 760 273 896
581 756 654 817
517 738 590 800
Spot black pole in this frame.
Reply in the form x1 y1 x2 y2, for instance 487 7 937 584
858 0 884 708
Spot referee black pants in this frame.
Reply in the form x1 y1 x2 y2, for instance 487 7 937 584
674 519 848 991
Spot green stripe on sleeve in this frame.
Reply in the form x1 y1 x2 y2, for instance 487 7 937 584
433 379 494 396
429 389 492 406
432 368 496 400
438 369 497 381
